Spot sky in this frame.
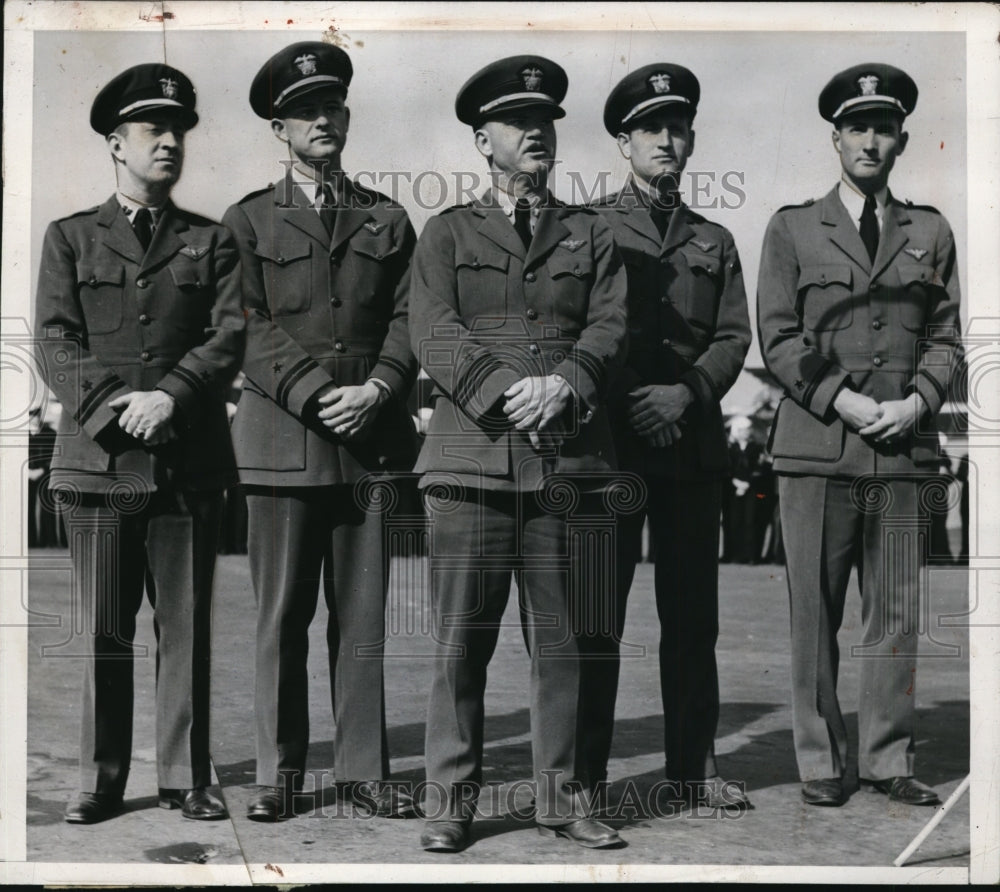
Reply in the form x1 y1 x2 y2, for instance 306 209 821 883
29 27 967 368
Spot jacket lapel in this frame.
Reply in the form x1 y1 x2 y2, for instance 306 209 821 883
870 196 911 281
98 196 143 265
525 204 571 269
608 182 663 248
472 194 526 260
274 172 333 248
329 180 373 255
821 186 872 272
139 202 189 273
661 204 696 255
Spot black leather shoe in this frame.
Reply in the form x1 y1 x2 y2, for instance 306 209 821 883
865 776 941 806
801 777 846 806
159 787 228 820
246 785 292 822
420 820 471 853
350 781 418 818
65 792 124 824
537 818 625 849
685 776 752 811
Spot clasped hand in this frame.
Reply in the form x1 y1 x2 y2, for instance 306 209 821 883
108 390 176 445
317 381 384 439
627 383 693 449
833 389 925 442
503 375 572 450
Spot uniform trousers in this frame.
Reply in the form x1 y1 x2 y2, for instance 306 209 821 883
60 487 222 796
245 485 390 788
779 474 919 782
422 487 586 826
578 477 722 785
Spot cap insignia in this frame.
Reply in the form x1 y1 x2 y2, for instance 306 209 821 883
159 78 178 99
295 54 318 77
521 66 543 91
649 73 671 94
857 74 880 96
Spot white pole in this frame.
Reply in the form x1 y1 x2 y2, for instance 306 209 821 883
893 775 971 867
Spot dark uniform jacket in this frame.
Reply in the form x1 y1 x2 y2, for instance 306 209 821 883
34 196 245 494
757 186 962 477
409 193 628 489
222 174 418 486
594 184 751 480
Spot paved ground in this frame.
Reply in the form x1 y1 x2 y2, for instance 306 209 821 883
26 550 969 873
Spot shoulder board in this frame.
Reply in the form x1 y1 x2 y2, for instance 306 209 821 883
563 204 597 215
173 207 219 228
777 197 816 212
237 184 276 204
438 202 472 215
904 199 942 214
588 193 619 208
58 205 101 222
686 210 730 235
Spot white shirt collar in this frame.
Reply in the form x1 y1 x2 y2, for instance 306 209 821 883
290 165 341 209
837 177 888 231
117 192 164 222
494 190 543 228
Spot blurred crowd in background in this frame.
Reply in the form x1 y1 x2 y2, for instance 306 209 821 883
27 368 970 567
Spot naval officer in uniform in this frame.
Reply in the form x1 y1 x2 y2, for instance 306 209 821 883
35 63 245 823
222 43 419 821
410 55 629 853
757 64 961 807
587 64 752 810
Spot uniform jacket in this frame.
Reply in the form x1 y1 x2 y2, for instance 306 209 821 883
594 184 751 480
34 196 245 494
757 185 962 477
222 174 418 486
408 192 628 488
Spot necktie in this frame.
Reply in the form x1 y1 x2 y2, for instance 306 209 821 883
318 182 336 237
514 199 533 250
859 194 879 263
132 207 153 252
649 205 672 242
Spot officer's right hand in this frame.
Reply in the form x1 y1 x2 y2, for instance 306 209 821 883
833 388 883 431
641 422 683 449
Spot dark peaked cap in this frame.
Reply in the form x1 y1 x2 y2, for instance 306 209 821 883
603 63 700 136
250 42 353 119
90 63 198 135
456 55 567 126
819 63 918 122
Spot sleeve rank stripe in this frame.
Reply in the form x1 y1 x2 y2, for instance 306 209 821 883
165 365 204 392
802 358 834 407
275 356 320 409
77 377 127 423
918 368 947 402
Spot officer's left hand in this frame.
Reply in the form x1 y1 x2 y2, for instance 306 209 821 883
108 390 177 444
859 393 927 442
627 383 694 435
503 375 572 431
317 381 385 439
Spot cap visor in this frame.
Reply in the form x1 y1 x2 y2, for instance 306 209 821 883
273 80 347 116
123 105 198 130
480 98 565 123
